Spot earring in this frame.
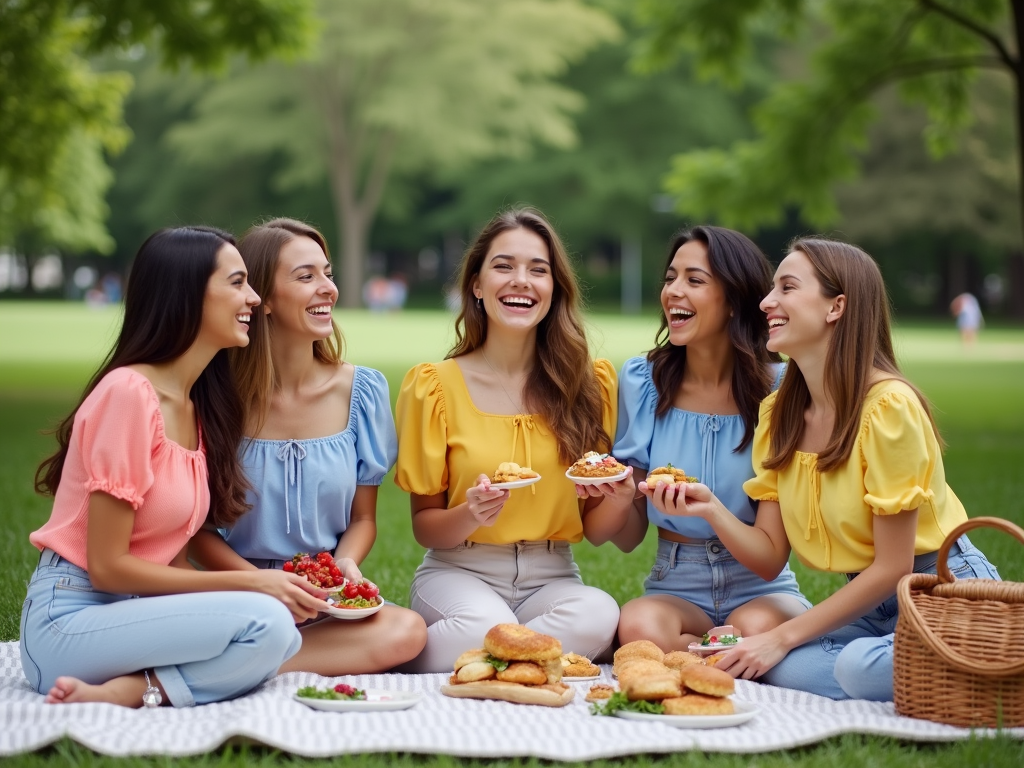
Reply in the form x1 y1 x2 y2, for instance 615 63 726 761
477 297 482 309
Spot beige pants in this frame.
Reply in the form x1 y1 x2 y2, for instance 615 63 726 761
400 540 619 673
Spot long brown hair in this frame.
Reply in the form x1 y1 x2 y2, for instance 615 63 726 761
763 237 940 472
232 218 344 436
35 226 251 527
647 226 781 451
448 207 610 463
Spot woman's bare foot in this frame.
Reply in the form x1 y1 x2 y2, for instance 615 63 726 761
45 673 157 707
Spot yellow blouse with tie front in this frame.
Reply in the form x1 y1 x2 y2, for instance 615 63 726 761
394 358 617 544
742 379 968 573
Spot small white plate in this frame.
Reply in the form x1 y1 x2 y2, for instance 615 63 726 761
613 699 758 729
565 467 630 486
687 638 743 655
489 475 542 490
324 596 384 620
292 689 422 712
563 674 602 682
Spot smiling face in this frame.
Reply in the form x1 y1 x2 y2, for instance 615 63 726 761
761 249 842 358
198 244 261 350
660 238 731 348
263 234 338 339
472 227 554 334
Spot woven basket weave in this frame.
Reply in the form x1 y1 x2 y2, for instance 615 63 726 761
893 517 1024 728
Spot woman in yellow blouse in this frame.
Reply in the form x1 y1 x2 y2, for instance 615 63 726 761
651 237 998 700
394 207 622 673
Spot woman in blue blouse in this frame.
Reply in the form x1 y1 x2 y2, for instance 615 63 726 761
190 218 426 675
583 226 809 652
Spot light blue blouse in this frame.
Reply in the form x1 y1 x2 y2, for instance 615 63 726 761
613 356 782 540
222 366 398 560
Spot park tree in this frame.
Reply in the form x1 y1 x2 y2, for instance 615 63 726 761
0 0 312 253
635 0 1024 312
169 0 619 307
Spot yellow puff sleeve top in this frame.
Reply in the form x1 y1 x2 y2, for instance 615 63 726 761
743 379 968 573
394 358 617 544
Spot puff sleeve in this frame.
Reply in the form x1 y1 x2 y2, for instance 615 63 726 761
76 372 159 510
394 363 448 496
742 392 779 502
352 368 398 486
861 390 938 516
612 356 657 470
595 358 618 444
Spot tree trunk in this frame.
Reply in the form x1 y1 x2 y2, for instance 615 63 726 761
335 196 366 309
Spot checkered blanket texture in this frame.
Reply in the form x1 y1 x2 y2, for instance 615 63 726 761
1 643 1021 758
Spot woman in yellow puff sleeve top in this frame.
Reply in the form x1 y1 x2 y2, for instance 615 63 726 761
394 208 622 673
672 238 998 702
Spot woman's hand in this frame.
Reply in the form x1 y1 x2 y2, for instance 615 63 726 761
637 480 727 522
575 466 634 502
250 569 330 624
465 474 509 527
708 630 789 680
335 556 362 583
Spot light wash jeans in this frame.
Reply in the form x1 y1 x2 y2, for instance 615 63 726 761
760 535 999 701
401 540 620 673
20 548 302 707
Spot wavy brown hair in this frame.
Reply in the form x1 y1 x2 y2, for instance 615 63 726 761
232 218 344 436
763 237 940 473
448 207 610 463
647 226 781 451
35 226 251 527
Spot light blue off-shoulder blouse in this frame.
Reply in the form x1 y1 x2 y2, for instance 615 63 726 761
222 366 397 560
613 356 783 540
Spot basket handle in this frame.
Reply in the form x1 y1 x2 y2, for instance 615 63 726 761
898 515 1024 677
935 516 1024 584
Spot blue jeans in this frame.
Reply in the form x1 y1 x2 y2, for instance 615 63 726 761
760 535 999 701
20 549 302 707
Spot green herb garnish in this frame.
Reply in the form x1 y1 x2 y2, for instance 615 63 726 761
484 655 509 672
590 691 666 716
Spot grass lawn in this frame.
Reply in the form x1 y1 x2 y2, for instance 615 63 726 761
1 301 1023 766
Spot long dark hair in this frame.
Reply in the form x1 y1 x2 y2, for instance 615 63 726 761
647 226 781 451
448 207 610 463
763 237 939 473
35 226 252 527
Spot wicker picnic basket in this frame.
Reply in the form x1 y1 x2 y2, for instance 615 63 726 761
893 516 1024 727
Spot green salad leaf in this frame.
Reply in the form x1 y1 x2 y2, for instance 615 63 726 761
590 691 666 716
484 655 509 672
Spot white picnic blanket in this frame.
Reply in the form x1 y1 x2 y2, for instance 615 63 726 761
0 642 1020 758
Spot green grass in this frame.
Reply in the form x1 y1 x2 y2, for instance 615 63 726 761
1 302 1023 765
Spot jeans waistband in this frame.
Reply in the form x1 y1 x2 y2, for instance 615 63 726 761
38 547 68 567
462 540 568 552
247 557 288 570
657 528 714 545
845 539 963 581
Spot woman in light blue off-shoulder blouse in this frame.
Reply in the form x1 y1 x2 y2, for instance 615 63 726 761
581 226 809 655
190 219 426 676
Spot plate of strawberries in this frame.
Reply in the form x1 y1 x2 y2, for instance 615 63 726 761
284 552 384 620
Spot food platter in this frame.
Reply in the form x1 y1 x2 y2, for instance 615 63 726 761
562 674 602 682
324 596 384 620
292 690 422 712
489 475 542 490
613 700 758 729
565 467 630 486
687 638 743 655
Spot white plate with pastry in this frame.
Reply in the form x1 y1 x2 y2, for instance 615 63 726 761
489 475 542 490
613 700 758 729
293 690 422 712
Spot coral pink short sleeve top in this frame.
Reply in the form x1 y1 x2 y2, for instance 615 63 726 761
30 367 210 570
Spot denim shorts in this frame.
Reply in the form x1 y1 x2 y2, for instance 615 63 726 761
643 537 812 625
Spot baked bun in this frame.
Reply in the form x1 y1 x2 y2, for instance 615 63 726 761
663 651 705 670
662 693 735 716
647 466 695 485
561 652 600 677
484 624 562 661
645 473 677 486
454 648 489 670
622 672 683 701
492 462 538 482
616 658 671 682
441 680 574 707
679 664 735 697
704 652 727 667
456 661 497 682
497 661 547 686
614 640 665 665
585 684 616 702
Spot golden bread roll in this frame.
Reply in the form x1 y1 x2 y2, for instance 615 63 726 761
456 661 497 682
615 658 670 680
704 652 727 667
645 473 678 486
585 684 616 702
679 664 735 697
440 680 574 707
565 661 600 677
662 693 735 716
647 466 690 484
613 640 664 667
484 624 562 661
622 672 683 701
496 661 547 686
453 648 490 670
517 468 539 479
663 651 705 670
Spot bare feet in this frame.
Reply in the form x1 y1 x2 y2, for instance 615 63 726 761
45 673 157 707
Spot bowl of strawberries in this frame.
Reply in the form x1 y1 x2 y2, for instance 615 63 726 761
284 551 384 620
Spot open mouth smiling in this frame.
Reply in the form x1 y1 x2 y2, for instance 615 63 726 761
306 306 332 317
668 307 695 324
500 296 537 309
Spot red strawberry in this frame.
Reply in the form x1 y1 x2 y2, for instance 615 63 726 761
357 580 379 600
343 582 361 599
283 561 295 573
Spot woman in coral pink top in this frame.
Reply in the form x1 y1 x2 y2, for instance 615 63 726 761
22 227 326 708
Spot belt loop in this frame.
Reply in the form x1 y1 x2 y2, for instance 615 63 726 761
668 542 678 569
465 540 474 549
547 540 555 552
